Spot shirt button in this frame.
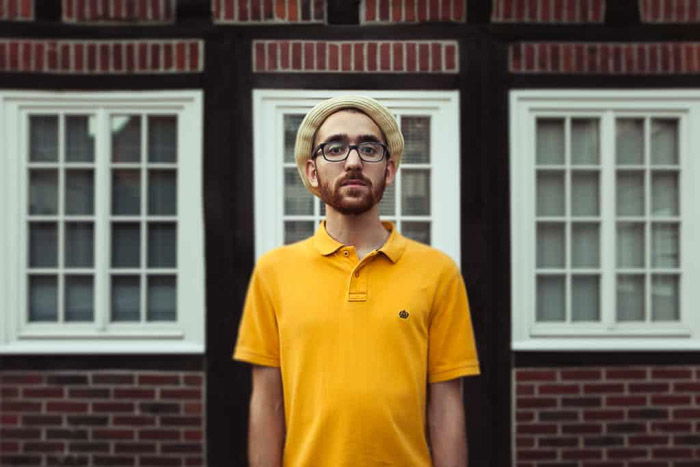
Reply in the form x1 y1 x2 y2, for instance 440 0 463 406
343 251 349 257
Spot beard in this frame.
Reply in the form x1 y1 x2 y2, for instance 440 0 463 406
317 169 387 215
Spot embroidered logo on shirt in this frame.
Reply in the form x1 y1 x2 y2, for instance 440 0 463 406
398 310 409 319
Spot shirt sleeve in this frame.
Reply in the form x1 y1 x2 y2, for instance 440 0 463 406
427 269 480 383
232 264 281 367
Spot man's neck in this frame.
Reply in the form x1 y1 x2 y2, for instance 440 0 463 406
324 205 389 259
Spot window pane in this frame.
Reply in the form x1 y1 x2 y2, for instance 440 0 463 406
571 223 599 268
29 275 58 322
616 119 644 165
29 222 57 267
651 172 679 217
401 116 430 163
572 275 600 321
284 221 314 244
111 115 141 162
652 223 679 268
402 221 430 244
616 171 645 216
148 170 177 215
617 274 645 321
148 223 177 268
147 275 176 321
536 171 565 216
65 170 94 215
537 222 565 268
65 222 94 268
651 119 678 165
284 114 304 163
571 119 599 165
65 115 95 162
571 171 599 216
536 275 565 322
29 115 58 162
112 223 141 268
617 222 645 268
112 170 141 215
148 116 177 163
29 170 58 215
65 275 93 322
401 169 430 215
536 119 564 165
652 275 679 321
111 275 140 322
284 168 313 215
379 180 395 216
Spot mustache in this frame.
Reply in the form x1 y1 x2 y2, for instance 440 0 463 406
339 173 371 186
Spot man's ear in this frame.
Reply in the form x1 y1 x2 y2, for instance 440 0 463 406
305 159 319 188
384 158 397 185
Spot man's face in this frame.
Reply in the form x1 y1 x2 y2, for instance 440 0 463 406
305 110 396 215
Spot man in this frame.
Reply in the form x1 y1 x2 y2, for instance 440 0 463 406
234 95 480 466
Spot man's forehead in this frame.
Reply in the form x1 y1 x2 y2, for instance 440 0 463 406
315 109 384 139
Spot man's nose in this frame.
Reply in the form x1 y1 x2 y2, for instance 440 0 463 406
344 147 363 169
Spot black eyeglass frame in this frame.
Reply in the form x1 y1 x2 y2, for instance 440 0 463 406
312 141 390 163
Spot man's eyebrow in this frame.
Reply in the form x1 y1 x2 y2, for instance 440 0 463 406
320 133 383 143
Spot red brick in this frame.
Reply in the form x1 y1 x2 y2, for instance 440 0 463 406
114 388 155 399
47 401 88 412
305 42 315 70
652 395 691 405
406 42 416 71
239 0 249 21
651 447 692 458
517 449 557 460
584 383 624 394
378 42 390 71
161 389 201 400
516 411 534 422
137 43 147 70
1 415 19 425
163 42 174 70
75 43 85 72
176 42 186 70
139 429 181 441
517 384 535 396
0 441 20 453
68 388 110 399
405 0 415 21
366 42 377 71
24 442 64 453
92 402 134 413
114 442 156 454
353 43 364 71
629 408 668 420
673 408 700 419
287 0 298 21
46 429 88 440
606 368 647 380
113 416 156 426
518 397 558 409
160 416 201 427
340 43 351 71
563 397 601 408
583 410 625 421
431 42 441 71
328 43 338 71
453 0 464 21
539 410 578 421
562 450 603 460
93 429 134 440
184 403 203 415
22 386 64 398
629 435 670 445
562 423 603 435
516 423 557 434
445 43 456 71
292 42 302 70
539 384 580 395
23 415 63 426
673 382 700 392
651 421 692 432
141 457 182 466
607 448 648 459
93 456 135 466
0 428 41 439
392 42 404 71
418 43 429 71
516 436 535 448
606 396 647 407
0 401 42 412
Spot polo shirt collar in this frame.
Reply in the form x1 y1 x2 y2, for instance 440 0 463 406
312 220 407 263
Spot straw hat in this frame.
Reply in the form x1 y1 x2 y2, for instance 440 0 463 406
294 95 404 196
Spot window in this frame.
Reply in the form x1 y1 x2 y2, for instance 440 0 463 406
0 91 204 353
510 90 700 350
253 90 461 265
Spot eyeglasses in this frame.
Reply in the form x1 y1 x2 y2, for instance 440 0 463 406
313 141 389 163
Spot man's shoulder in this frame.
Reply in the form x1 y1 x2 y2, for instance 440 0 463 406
256 237 315 271
399 235 460 275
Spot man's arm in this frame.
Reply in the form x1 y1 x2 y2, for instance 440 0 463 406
249 365 285 467
427 378 468 467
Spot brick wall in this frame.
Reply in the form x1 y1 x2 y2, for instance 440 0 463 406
62 0 176 24
0 0 33 20
492 0 606 23
361 0 466 23
213 0 325 23
640 0 700 23
510 42 700 73
515 367 700 466
0 371 205 466
0 39 203 73
252 39 459 73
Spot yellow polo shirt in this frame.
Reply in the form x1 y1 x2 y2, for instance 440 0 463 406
233 222 480 466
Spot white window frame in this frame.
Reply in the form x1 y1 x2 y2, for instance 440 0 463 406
0 90 205 354
253 89 462 266
511 90 700 351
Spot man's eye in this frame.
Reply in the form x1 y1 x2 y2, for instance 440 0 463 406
326 143 346 154
359 144 379 155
